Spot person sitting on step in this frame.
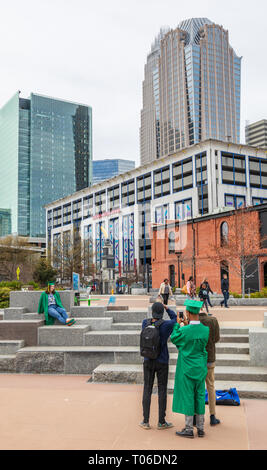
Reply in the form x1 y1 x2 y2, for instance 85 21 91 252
38 282 76 326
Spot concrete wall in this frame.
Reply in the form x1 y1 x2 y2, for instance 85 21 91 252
9 290 75 312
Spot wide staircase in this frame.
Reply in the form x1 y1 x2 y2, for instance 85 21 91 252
1 306 267 398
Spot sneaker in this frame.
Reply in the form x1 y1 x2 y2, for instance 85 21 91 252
197 429 205 438
139 421 151 430
175 428 194 439
210 415 221 426
66 319 76 326
157 421 174 430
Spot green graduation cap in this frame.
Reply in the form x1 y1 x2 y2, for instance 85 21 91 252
184 299 203 314
48 281 55 287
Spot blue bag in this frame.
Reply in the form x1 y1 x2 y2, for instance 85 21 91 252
205 388 240 406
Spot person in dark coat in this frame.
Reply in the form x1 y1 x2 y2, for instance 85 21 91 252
199 282 209 314
202 278 213 308
220 274 229 308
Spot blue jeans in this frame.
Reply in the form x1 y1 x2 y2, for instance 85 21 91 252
48 305 68 324
221 291 229 307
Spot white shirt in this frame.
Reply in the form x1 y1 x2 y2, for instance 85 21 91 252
190 321 200 325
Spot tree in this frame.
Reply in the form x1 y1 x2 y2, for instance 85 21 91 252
208 207 267 297
0 236 33 282
33 259 58 287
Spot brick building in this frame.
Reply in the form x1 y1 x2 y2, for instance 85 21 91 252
151 204 267 294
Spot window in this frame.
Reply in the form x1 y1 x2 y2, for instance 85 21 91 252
95 190 106 215
249 157 267 189
73 199 82 221
155 204 169 224
172 157 193 193
137 173 152 203
196 153 208 215
220 221 229 246
153 166 170 198
83 195 93 219
252 197 267 206
225 194 245 209
121 179 135 207
108 185 120 211
168 231 176 254
222 152 246 186
175 199 192 220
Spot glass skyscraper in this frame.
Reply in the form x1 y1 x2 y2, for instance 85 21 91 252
92 159 135 185
140 18 241 164
0 92 92 237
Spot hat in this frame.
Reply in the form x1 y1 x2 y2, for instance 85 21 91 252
48 282 55 287
152 302 164 319
184 299 203 314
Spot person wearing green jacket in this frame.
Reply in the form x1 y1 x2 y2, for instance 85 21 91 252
38 282 76 326
171 299 209 438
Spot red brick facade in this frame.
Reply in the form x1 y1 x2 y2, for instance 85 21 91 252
151 207 267 294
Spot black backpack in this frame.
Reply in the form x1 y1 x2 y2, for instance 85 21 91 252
140 319 164 360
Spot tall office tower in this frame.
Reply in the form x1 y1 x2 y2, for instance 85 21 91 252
140 18 241 164
140 27 170 166
0 91 92 238
245 120 267 149
92 159 135 185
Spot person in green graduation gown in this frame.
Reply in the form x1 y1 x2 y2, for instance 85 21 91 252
38 282 76 326
171 299 209 438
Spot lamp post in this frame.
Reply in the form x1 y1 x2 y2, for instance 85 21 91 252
175 250 182 288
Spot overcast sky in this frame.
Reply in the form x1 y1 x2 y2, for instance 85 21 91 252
0 0 266 166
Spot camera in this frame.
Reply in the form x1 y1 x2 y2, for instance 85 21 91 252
179 311 184 319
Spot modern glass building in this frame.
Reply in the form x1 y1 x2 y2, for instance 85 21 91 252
140 18 241 164
0 92 92 238
92 159 135 184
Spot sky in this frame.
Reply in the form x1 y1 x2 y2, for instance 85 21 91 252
0 0 266 166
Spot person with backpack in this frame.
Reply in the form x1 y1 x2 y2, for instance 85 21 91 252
140 301 177 430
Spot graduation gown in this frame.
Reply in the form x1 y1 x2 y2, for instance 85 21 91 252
38 291 64 325
171 322 209 416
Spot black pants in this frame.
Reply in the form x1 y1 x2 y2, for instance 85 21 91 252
142 360 169 424
162 293 169 305
221 291 229 307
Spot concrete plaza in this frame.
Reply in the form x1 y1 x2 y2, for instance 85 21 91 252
1 297 267 450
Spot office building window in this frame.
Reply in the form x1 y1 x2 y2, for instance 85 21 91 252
137 173 152 203
196 153 208 215
83 195 93 219
108 185 120 211
95 190 106 215
221 152 246 186
63 203 71 225
155 204 169 224
225 194 245 209
172 157 193 192
53 206 62 228
249 157 267 189
175 198 192 220
252 197 267 206
121 179 135 207
153 166 170 198
73 199 82 221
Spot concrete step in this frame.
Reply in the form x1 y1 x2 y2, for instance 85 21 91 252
4 307 28 320
72 317 113 330
215 343 249 355
111 323 142 330
166 379 267 399
0 340 25 355
15 345 144 374
0 354 16 372
84 330 141 347
168 353 251 367
92 364 267 384
0 320 45 346
70 306 106 317
71 307 148 323
38 325 90 346
219 334 249 343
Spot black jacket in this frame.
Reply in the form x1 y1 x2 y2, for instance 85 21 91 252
221 278 229 292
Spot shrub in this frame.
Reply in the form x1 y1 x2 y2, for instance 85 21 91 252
0 287 11 307
0 281 22 290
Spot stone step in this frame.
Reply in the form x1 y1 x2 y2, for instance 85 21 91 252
168 352 251 366
0 340 25 355
4 307 28 320
219 334 249 343
215 343 250 355
15 345 144 374
111 323 142 330
166 379 267 399
70 306 106 317
92 364 267 384
0 320 45 346
38 325 90 347
72 317 113 330
84 330 140 347
0 355 16 373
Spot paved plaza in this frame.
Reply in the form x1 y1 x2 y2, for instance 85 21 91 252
1 298 267 450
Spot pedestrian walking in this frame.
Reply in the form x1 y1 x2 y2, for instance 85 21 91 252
199 310 221 426
186 276 196 299
199 282 209 314
171 299 209 438
158 279 173 305
140 302 177 430
202 278 213 307
220 274 229 308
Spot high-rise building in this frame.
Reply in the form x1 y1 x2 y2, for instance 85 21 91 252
0 91 92 238
140 18 241 164
245 120 267 149
92 159 135 185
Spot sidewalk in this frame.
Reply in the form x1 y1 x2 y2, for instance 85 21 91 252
0 374 266 450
